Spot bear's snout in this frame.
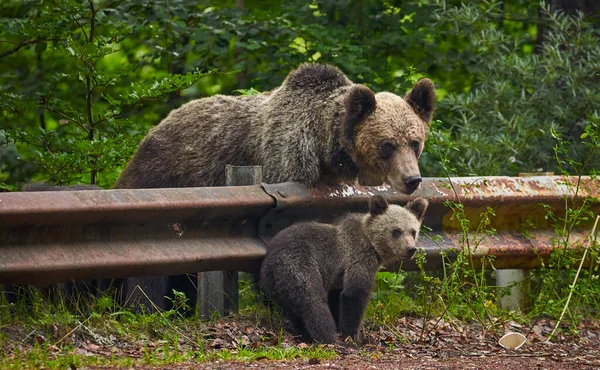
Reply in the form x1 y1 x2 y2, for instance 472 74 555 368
404 176 422 193
386 154 423 195
406 246 417 257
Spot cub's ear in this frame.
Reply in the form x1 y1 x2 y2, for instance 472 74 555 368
343 84 376 145
405 78 436 123
405 197 428 221
369 195 388 216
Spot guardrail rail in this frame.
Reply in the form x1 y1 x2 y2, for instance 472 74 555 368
1 173 598 314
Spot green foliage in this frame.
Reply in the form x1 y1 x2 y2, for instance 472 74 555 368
0 0 216 188
426 1 600 176
1 1 598 185
367 270 416 325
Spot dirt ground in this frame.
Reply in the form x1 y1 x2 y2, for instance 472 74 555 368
89 341 600 370
4 316 600 369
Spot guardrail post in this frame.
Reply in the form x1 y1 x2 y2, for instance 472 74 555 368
496 269 530 312
495 173 543 313
199 165 263 319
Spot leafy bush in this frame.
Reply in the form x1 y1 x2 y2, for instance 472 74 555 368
3 1 597 187
424 1 600 176
0 0 215 188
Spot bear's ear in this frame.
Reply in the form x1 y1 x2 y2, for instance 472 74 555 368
343 85 376 145
405 78 436 123
405 197 429 221
369 195 388 216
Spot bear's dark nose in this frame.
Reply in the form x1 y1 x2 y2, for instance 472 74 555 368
406 246 417 257
405 176 422 192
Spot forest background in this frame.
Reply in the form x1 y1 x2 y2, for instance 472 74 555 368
0 0 599 189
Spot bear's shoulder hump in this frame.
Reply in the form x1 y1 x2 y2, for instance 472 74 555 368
284 63 351 91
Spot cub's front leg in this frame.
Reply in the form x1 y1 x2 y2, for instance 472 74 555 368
338 273 373 342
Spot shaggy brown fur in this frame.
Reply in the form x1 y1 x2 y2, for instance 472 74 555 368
260 196 428 344
116 63 435 194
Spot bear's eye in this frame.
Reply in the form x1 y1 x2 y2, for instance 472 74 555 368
379 140 396 159
411 230 417 238
392 229 402 238
411 141 421 157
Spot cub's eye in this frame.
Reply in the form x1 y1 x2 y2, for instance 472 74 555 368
379 140 396 159
411 141 421 157
411 230 417 238
392 229 402 238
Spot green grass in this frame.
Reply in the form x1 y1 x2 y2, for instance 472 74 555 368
0 284 336 369
0 341 337 369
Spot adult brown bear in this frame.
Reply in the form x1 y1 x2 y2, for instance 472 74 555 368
116 63 435 194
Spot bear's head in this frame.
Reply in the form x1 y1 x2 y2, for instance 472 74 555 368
364 195 428 263
341 79 435 194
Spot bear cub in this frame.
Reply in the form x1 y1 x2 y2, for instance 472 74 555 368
260 195 428 344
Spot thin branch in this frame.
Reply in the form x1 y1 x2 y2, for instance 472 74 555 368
94 113 124 126
43 105 88 132
50 0 88 42
0 38 58 59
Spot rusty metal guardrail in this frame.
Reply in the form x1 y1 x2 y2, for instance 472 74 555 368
0 186 272 285
1 176 598 286
261 176 600 271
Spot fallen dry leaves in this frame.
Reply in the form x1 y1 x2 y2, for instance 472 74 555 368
2 315 600 369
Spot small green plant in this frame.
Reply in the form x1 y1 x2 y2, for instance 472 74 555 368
413 118 502 336
164 290 191 319
416 112 599 342
367 269 416 326
528 117 600 331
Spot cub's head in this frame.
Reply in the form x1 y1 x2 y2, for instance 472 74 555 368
364 195 428 263
341 80 435 194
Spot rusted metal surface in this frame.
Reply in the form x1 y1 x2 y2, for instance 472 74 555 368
0 235 265 286
0 185 274 227
397 229 592 271
259 176 599 271
1 176 598 285
262 176 599 209
0 186 274 285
